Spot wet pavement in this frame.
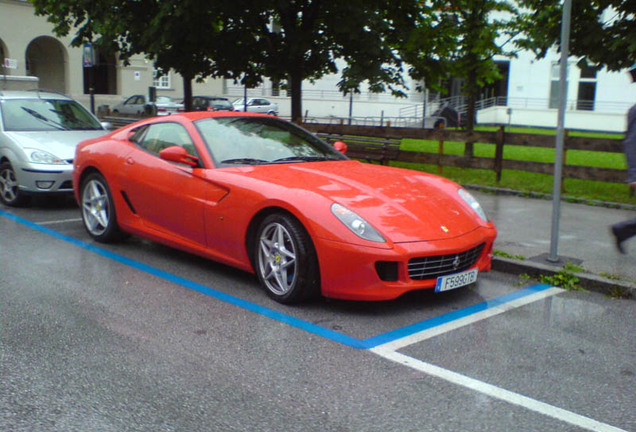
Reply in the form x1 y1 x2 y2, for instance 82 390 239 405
471 188 636 295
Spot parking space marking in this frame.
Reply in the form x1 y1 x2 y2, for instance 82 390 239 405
371 348 627 432
37 217 83 225
1 208 559 350
3 208 628 431
366 285 563 351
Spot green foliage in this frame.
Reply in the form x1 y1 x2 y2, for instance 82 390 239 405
539 270 582 291
513 0 635 71
31 0 420 121
399 0 519 131
493 250 526 260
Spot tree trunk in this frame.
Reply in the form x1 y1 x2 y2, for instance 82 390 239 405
182 75 193 112
289 68 303 123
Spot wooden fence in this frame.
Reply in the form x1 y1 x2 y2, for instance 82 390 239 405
300 123 629 190
98 115 630 194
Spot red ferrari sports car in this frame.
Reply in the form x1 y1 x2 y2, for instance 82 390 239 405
73 112 497 303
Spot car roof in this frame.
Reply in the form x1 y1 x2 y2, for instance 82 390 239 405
194 96 229 100
143 111 275 122
0 89 74 101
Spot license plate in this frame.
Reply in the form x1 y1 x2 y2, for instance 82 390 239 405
435 268 478 292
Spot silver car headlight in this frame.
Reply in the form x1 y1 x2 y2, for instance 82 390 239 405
331 203 386 243
26 149 68 165
458 188 489 222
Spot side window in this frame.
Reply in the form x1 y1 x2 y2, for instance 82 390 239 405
137 122 198 157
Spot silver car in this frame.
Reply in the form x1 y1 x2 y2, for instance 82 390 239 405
112 94 184 116
0 90 107 207
232 98 279 116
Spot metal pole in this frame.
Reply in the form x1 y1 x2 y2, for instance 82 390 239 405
547 0 572 263
243 80 247 112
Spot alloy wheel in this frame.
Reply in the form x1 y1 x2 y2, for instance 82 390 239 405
258 221 298 296
82 178 110 236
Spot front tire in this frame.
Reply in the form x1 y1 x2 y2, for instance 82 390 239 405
255 213 320 304
0 161 30 207
80 172 122 242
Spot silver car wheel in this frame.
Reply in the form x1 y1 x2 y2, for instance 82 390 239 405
0 165 19 203
0 161 29 207
257 221 298 296
81 178 111 236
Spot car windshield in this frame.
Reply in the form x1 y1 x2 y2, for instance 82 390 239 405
195 116 347 167
0 98 103 131
211 100 232 109
156 96 175 104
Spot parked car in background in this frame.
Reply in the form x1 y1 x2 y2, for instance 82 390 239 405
0 90 107 206
112 95 184 116
73 111 496 304
189 96 234 112
233 98 278 116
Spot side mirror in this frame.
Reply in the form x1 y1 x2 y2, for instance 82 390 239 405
159 146 199 167
334 140 348 154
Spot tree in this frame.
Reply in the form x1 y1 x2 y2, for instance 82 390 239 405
31 0 247 111
239 0 419 122
33 0 419 120
400 0 517 156
514 0 635 72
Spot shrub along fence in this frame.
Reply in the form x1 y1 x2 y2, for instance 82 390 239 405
300 123 632 196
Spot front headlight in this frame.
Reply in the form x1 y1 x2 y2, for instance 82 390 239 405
458 188 489 222
331 203 386 243
26 149 68 165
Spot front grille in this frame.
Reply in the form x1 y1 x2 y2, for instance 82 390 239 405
408 243 485 280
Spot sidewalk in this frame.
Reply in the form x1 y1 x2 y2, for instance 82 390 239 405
471 189 636 297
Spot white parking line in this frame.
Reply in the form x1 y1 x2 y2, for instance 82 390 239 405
37 218 83 225
373 287 564 352
370 286 627 432
371 348 627 432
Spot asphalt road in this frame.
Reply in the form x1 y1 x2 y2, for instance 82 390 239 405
1 196 634 432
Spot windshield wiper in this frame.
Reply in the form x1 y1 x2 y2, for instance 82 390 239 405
21 107 69 130
272 156 332 163
220 158 269 165
49 109 99 130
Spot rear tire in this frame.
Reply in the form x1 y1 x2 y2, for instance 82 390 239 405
254 213 320 304
0 161 30 207
80 172 122 242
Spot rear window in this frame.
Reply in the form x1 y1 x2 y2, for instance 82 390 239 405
0 98 103 132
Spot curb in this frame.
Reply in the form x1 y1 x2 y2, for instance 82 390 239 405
492 256 636 299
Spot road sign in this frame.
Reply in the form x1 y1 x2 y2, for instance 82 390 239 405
83 44 94 67
3 58 18 69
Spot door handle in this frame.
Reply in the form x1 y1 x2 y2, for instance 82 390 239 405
126 157 135 165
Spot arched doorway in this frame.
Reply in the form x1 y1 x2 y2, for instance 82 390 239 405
26 36 67 92
83 49 117 95
0 39 7 74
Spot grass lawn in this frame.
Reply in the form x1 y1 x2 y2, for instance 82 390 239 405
396 128 634 205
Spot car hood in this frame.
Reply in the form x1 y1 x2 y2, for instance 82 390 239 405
4 130 107 160
239 161 486 243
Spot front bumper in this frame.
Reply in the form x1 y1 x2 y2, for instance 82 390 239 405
315 226 497 301
15 161 74 194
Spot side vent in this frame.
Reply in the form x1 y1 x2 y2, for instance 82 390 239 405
120 191 137 214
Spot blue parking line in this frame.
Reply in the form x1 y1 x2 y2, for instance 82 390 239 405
1 208 552 350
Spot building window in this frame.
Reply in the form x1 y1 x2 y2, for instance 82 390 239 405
576 65 597 111
153 70 171 89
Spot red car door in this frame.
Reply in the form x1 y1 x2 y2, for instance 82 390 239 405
120 121 221 247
